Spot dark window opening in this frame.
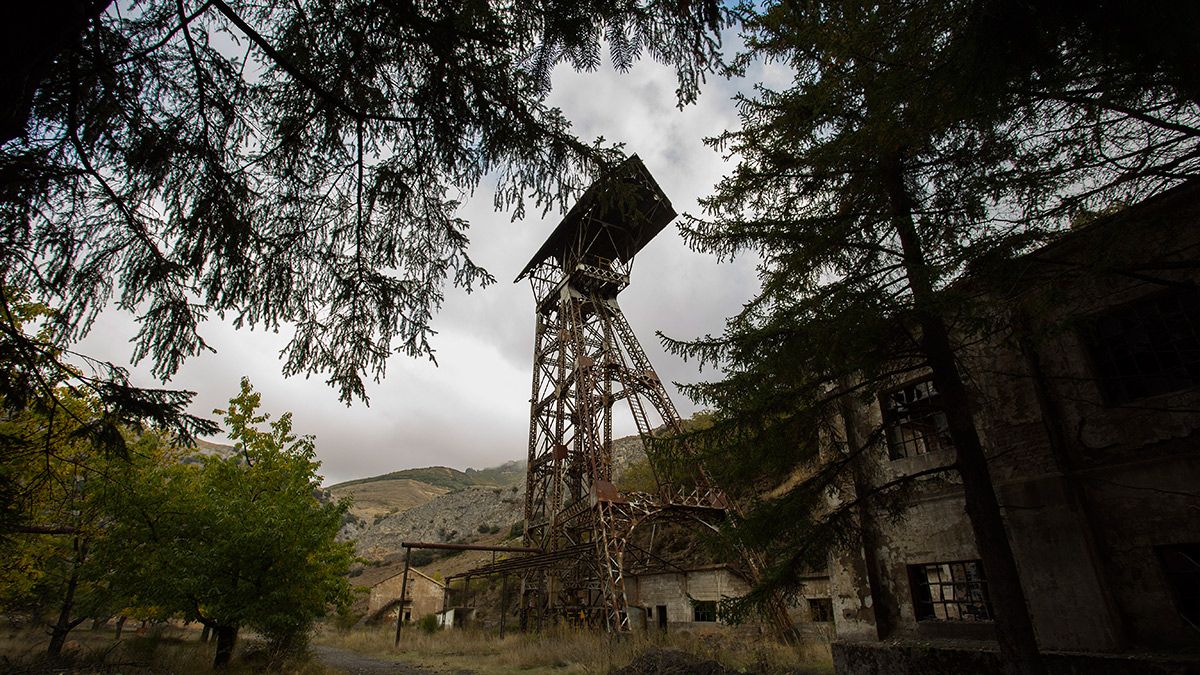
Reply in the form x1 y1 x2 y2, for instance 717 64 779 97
403 611 411 622
808 598 833 623
1158 543 1200 628
657 605 667 629
1082 290 1200 404
693 600 717 622
882 378 953 459
909 560 992 622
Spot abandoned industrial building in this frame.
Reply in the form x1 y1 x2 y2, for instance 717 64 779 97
369 164 1199 674
823 180 1200 670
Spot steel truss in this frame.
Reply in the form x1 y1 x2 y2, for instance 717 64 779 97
458 156 794 638
512 251 736 632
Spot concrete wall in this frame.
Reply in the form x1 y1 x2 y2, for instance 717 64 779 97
626 568 750 630
829 183 1200 658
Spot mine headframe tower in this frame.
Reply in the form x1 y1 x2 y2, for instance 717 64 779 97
513 155 730 632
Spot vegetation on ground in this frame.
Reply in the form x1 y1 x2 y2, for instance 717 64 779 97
319 623 833 675
0 624 337 674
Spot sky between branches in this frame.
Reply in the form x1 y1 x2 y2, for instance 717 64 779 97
76 44 788 485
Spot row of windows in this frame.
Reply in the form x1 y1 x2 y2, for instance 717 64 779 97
906 545 1198 627
662 598 834 624
660 548 1197 628
882 289 1200 460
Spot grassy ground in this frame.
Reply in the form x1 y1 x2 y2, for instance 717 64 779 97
0 623 335 674
317 622 834 674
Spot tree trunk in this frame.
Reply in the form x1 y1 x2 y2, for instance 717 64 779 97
882 155 1044 675
46 538 86 658
212 625 238 669
114 615 126 639
200 624 211 643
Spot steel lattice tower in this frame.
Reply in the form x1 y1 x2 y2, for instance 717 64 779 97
513 156 732 632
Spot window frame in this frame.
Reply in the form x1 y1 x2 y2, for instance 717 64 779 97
880 376 954 460
692 600 718 623
1077 288 1200 406
908 559 993 623
808 597 834 623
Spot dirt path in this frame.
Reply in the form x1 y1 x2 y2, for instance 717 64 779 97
312 644 476 675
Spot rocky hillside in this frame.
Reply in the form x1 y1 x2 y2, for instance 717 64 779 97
354 484 524 560
338 435 649 561
329 461 525 526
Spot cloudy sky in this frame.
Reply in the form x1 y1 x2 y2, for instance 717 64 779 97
77 44 786 486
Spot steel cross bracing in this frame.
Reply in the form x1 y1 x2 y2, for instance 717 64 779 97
517 258 730 633
458 156 798 639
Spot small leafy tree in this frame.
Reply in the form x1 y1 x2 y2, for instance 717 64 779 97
0 391 124 657
103 379 353 668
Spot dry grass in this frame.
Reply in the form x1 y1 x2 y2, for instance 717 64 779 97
317 622 833 674
0 624 336 674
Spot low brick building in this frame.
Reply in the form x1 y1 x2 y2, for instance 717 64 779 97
821 182 1200 670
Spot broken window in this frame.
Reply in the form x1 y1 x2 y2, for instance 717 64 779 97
1157 543 1200 628
692 600 717 622
882 378 953 459
808 598 833 623
1081 289 1200 404
908 560 992 622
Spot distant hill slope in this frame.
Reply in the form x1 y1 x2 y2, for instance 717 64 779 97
354 485 525 561
328 478 450 524
330 461 525 492
328 460 527 531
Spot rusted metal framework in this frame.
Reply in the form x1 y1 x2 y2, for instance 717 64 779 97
505 155 733 632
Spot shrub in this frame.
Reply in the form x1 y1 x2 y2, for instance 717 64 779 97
417 614 439 634
508 521 524 538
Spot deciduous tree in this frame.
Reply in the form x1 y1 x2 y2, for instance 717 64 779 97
102 379 354 668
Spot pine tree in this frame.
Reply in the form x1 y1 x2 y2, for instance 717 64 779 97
0 0 725 451
662 3 1200 674
0 0 725 532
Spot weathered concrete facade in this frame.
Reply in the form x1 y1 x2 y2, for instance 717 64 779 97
828 183 1200 665
367 567 444 623
625 565 750 631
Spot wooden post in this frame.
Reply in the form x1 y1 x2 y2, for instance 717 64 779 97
394 546 412 647
499 575 509 639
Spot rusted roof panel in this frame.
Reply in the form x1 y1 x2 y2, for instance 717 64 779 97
515 154 676 282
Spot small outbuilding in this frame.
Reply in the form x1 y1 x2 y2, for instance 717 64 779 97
366 567 444 624
626 565 750 631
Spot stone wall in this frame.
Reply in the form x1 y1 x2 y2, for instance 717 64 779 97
368 570 444 621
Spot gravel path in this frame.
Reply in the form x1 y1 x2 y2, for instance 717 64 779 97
312 644 475 675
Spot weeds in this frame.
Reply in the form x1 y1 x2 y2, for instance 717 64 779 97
317 622 833 674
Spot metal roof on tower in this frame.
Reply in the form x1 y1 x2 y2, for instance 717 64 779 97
514 154 676 282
